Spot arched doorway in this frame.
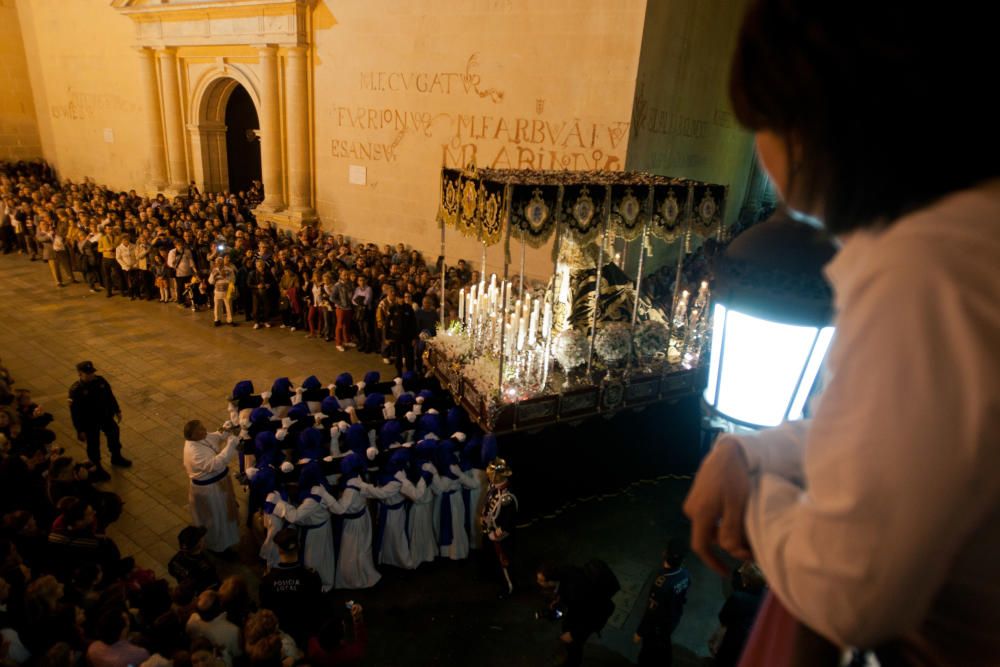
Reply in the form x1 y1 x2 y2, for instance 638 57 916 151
193 76 262 195
224 85 261 195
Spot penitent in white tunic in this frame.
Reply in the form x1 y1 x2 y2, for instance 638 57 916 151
276 494 335 592
183 432 240 552
364 477 413 569
406 474 437 567
429 464 479 561
316 482 382 589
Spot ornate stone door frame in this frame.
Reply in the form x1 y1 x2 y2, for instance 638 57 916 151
113 0 316 223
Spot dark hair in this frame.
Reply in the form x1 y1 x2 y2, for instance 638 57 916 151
664 537 688 568
183 420 203 440
96 609 128 644
730 1 999 234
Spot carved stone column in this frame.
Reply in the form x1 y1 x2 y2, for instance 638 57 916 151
136 47 167 190
284 46 313 217
257 45 285 210
156 48 189 191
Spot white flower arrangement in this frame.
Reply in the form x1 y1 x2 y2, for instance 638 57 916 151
594 321 632 363
634 320 670 359
553 328 588 371
428 331 473 362
464 355 501 395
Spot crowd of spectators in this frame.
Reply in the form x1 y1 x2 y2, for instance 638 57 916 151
0 160 483 375
0 356 367 667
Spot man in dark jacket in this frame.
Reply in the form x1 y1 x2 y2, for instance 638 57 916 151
536 562 617 667
259 528 323 645
68 361 131 481
384 292 416 375
633 539 691 666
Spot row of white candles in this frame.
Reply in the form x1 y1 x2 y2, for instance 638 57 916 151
458 275 554 391
459 275 554 352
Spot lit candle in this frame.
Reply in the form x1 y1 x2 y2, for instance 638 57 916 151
517 315 527 351
528 298 540 347
542 300 552 339
458 287 465 323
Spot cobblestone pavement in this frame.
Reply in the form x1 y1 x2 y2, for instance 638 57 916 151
0 254 725 666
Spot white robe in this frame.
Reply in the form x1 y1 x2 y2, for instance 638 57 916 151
277 495 336 592
407 474 437 567
429 464 480 561
365 477 412 569
467 468 488 550
183 433 240 552
316 482 382 589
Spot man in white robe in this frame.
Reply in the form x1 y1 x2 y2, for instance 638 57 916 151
182 420 240 555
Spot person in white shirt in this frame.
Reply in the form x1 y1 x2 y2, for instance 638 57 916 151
683 4 1000 664
186 590 242 666
182 420 240 555
208 257 237 326
115 234 138 299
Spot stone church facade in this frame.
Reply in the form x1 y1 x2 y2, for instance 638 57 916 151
1 0 756 267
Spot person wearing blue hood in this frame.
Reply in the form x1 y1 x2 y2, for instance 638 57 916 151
425 439 479 561
271 462 336 592
408 440 438 567
264 377 294 418
363 449 417 570
227 380 263 426
296 375 327 413
313 453 382 589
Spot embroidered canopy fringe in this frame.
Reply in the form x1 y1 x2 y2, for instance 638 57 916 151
436 167 727 247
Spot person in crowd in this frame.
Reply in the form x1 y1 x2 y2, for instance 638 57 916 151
167 526 221 592
208 257 236 327
181 420 239 558
384 288 417 375
331 269 354 351
97 225 122 298
114 233 138 300
185 590 242 664
682 2 1000 664
46 498 132 582
258 528 323 647
306 603 367 667
247 259 273 330
85 609 150 667
169 240 195 307
35 219 66 288
68 361 131 481
633 539 691 666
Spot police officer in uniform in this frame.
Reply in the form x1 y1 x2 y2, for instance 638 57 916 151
481 457 518 598
633 538 691 666
69 361 132 481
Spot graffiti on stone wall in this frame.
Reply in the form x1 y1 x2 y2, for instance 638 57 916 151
334 55 630 171
360 54 504 103
50 88 141 121
630 82 711 141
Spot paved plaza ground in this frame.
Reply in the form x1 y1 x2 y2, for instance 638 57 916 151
0 253 728 665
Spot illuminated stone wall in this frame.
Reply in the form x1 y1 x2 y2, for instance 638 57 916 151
0 0 42 160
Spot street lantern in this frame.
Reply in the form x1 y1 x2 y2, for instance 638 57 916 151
703 210 837 429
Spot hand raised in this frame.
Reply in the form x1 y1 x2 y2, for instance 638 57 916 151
682 437 753 575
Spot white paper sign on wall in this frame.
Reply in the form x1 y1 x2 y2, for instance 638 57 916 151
348 165 366 185
103 128 115 143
